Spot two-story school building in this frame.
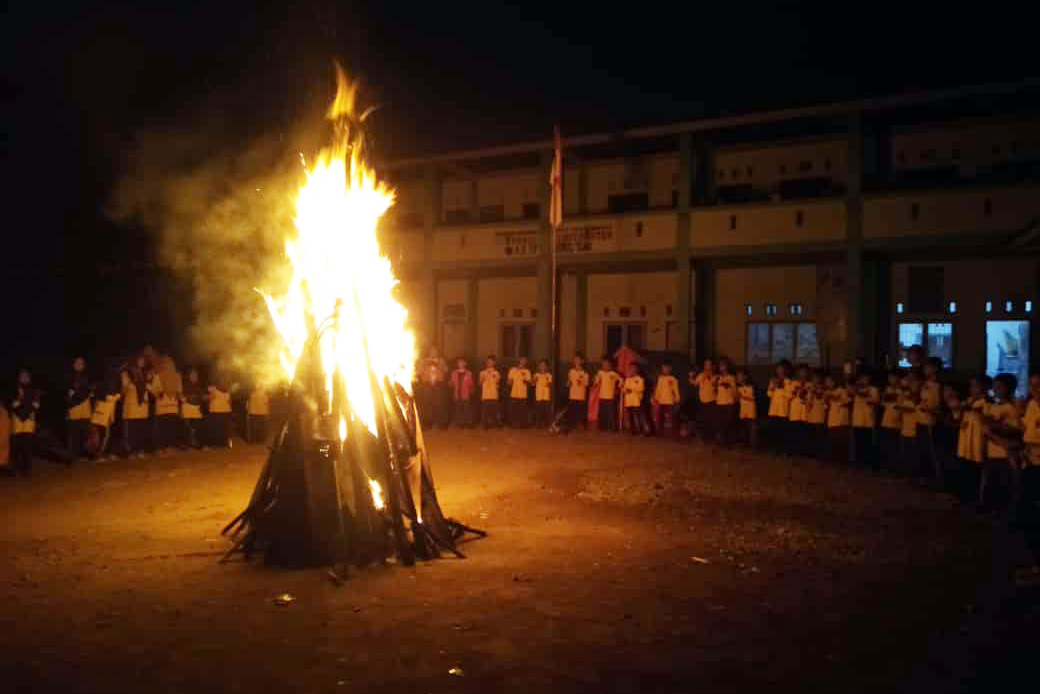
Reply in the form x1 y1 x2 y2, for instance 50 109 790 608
378 80 1040 387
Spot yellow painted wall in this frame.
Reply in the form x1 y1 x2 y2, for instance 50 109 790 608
559 273 578 361
430 224 541 263
692 200 845 248
892 118 1040 171
891 258 1038 371
476 277 538 358
586 272 677 359
863 185 1040 239
713 139 848 190
715 266 818 365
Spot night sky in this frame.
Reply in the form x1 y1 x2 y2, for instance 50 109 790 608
0 0 1032 379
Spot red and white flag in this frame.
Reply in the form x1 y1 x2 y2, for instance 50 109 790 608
549 126 563 230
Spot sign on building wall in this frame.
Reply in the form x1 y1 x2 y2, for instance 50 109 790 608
495 225 616 257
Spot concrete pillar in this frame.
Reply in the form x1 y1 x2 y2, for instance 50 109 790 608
422 164 440 346
535 149 553 361
577 164 588 215
466 276 479 363
575 272 588 358
676 133 693 358
693 260 714 362
845 112 865 362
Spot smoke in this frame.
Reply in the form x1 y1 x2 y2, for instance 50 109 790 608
109 110 328 385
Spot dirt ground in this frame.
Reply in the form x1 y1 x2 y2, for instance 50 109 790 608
1 429 1036 693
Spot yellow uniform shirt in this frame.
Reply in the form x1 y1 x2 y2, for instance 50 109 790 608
533 373 553 402
918 381 941 427
623 375 645 408
767 378 790 418
121 372 150 420
716 374 736 406
479 368 500 401
595 370 622 400
985 400 1020 459
806 387 827 425
694 373 717 403
880 386 902 429
826 388 851 428
181 401 203 420
852 386 880 428
1022 399 1040 466
208 387 232 414
91 393 120 428
957 398 986 463
738 384 757 420
567 369 589 401
11 412 36 434
787 380 807 422
654 375 680 406
507 367 531 399
247 389 270 416
68 392 92 421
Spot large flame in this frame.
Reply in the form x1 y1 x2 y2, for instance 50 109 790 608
260 67 414 437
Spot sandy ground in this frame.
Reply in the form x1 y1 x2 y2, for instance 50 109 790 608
0 429 1036 693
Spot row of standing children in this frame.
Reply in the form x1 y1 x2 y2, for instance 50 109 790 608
2 356 273 477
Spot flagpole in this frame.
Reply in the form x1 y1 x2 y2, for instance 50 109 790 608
550 126 561 427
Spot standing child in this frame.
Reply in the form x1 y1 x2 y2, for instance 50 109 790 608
90 372 121 460
767 361 793 452
207 378 233 448
1016 372 1040 586
66 357 93 460
533 360 553 428
507 357 532 428
936 385 964 493
981 373 1021 514
956 375 990 504
918 357 944 483
736 369 758 447
653 363 680 438
806 370 828 459
825 374 852 465
9 370 41 476
567 354 589 431
121 356 152 458
593 358 622 432
692 358 718 443
898 372 922 475
450 358 475 428
851 369 881 470
181 368 205 448
715 358 737 445
623 364 648 436
787 364 811 456
246 385 270 444
151 368 182 454
879 369 904 470
479 356 501 429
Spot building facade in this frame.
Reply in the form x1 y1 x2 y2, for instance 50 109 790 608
381 81 1040 384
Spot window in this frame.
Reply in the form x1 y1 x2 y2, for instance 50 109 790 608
745 304 753 316
639 305 647 317
513 308 524 318
479 205 505 222
987 320 1030 398
717 169 726 180
896 302 905 314
746 322 819 366
607 192 649 213
442 303 466 319
1027 301 1033 313
500 323 533 360
986 301 993 313
1006 300 1014 312
948 301 957 313
897 322 954 368
498 309 506 318
729 215 737 230
530 308 538 318
665 304 673 317
910 202 920 221
795 210 804 227
764 303 778 316
603 307 610 317
619 306 631 318
604 322 646 355
444 209 471 224
908 266 944 313
788 303 804 316
731 168 740 179
522 202 540 219
634 221 644 237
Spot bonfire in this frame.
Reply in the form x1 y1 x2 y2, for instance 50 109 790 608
222 66 483 568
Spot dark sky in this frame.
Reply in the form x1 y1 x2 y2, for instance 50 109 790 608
2 0 1035 254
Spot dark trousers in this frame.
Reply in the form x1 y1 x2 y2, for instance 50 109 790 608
534 401 552 428
828 426 850 464
568 399 587 430
768 416 788 453
11 433 34 475
183 418 202 448
879 428 901 470
739 418 759 447
900 435 918 475
981 458 1013 512
789 420 812 457
67 418 90 458
509 398 529 428
247 414 268 444
156 414 180 449
809 423 826 459
125 418 151 455
853 426 878 470
1018 466 1040 564
453 400 473 428
480 400 500 429
956 457 982 504
657 404 679 438
625 406 649 435
598 398 617 431
916 424 939 480
207 412 231 447
717 404 738 445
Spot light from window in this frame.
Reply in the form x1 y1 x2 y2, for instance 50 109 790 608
896 302 904 314
897 322 924 366
927 322 954 368
1006 301 1014 312
765 303 778 316
788 303 804 316
986 301 993 313
949 301 957 313
1027 301 1034 313
745 304 753 316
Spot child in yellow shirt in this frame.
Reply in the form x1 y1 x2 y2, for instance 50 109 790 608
507 357 532 429
567 354 590 431
622 364 648 436
533 360 553 429
652 363 680 438
956 375 989 503
594 359 623 432
787 364 810 456
981 373 1021 513
805 370 827 459
715 358 738 445
825 374 851 465
879 369 903 470
1018 372 1040 585
851 370 881 470
736 368 758 447
766 361 792 453
479 356 502 429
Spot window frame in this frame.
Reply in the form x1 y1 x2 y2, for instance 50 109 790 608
603 321 648 355
895 320 956 368
499 322 535 360
745 320 820 367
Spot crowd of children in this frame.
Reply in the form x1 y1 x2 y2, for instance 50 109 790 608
0 353 272 476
